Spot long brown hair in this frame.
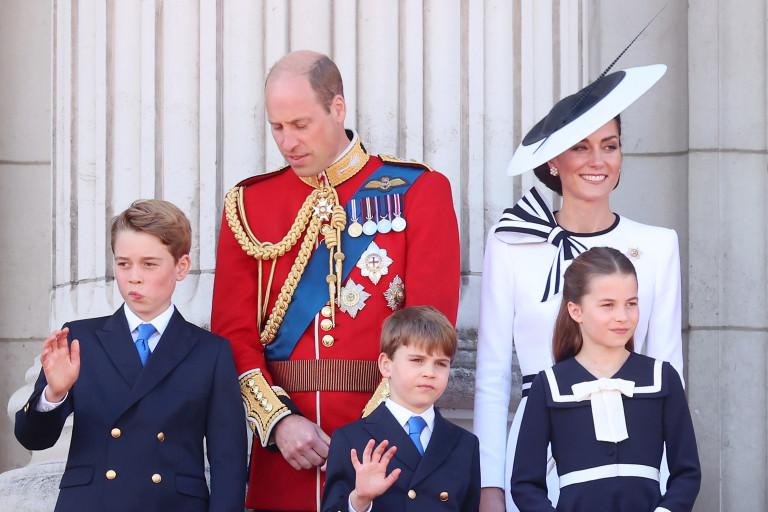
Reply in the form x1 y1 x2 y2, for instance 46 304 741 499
552 246 637 363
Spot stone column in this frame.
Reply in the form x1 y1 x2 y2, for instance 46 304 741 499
687 1 768 511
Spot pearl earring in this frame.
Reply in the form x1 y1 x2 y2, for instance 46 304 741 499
549 166 559 177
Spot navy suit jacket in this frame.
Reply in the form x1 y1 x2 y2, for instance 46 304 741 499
15 307 247 512
321 403 481 512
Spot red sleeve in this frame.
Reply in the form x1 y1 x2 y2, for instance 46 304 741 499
211 207 271 380
402 170 460 325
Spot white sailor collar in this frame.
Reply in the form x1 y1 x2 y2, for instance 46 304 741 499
540 353 670 410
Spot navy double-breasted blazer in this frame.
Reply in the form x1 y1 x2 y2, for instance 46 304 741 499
15 307 247 512
321 403 481 512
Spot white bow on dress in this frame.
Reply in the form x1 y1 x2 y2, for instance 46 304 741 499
572 378 635 443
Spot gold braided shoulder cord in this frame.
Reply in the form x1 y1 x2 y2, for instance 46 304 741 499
224 184 346 345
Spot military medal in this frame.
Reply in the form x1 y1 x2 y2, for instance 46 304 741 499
391 193 406 232
377 196 392 234
384 275 405 311
356 241 393 285
313 197 333 221
347 198 363 238
338 278 371 318
362 197 377 236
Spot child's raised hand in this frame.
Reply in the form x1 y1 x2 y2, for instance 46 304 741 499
349 439 401 511
40 328 80 402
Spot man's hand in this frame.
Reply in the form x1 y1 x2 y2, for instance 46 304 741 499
480 486 507 512
40 328 80 402
273 414 331 470
349 439 401 511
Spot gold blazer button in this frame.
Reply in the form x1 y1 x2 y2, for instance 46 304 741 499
407 489 416 499
322 335 335 347
110 428 121 438
157 432 165 442
152 473 162 484
106 470 116 480
440 491 449 501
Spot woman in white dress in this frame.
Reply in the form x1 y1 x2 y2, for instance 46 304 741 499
473 64 684 512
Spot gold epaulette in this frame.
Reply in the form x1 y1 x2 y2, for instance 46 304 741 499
379 154 436 173
240 369 291 447
361 377 390 418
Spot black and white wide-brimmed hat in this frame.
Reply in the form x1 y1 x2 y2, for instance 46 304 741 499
506 64 667 177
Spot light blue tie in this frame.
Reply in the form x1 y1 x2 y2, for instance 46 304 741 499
407 416 427 455
135 323 156 366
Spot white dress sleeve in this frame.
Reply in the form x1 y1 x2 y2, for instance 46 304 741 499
643 228 684 385
474 228 517 489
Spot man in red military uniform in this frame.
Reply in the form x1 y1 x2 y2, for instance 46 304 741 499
211 50 460 512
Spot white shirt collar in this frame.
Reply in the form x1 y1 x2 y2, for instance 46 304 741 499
384 398 435 432
123 303 175 336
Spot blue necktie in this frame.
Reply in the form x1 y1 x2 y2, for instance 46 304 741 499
408 416 427 455
135 323 156 366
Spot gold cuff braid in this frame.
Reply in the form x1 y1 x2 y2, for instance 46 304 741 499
240 370 291 447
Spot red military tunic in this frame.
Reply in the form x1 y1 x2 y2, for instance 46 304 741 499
211 134 460 511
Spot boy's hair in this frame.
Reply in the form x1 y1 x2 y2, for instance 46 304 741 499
552 246 637 363
110 199 192 262
380 305 458 360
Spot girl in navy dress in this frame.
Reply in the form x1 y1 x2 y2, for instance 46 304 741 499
511 247 700 512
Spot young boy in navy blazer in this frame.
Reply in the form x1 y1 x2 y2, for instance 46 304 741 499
321 305 481 512
15 199 247 512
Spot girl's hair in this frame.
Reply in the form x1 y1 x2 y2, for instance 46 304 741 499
534 115 622 195
552 246 637 362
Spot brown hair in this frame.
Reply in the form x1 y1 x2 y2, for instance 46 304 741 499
552 246 636 363
266 51 344 112
110 199 192 262
380 305 458 361
534 115 622 195
307 55 344 111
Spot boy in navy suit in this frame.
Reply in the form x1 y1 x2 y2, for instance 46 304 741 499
321 306 481 512
15 199 247 512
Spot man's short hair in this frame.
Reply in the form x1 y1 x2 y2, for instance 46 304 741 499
110 199 192 262
307 54 344 111
267 51 344 112
380 306 458 361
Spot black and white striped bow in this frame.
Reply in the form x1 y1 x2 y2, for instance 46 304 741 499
495 187 588 302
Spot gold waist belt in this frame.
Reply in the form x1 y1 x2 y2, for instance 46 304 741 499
267 359 381 393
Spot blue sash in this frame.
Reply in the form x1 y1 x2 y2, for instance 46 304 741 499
265 164 424 360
